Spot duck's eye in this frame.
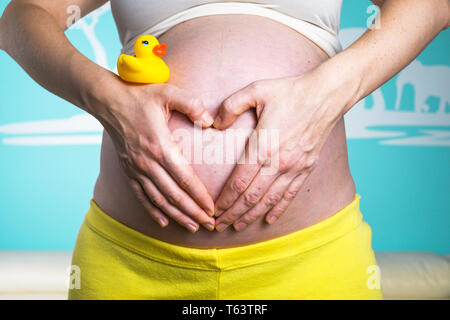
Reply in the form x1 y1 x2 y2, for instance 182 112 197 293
142 40 149 45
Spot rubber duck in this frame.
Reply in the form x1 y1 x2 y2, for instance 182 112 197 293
117 35 170 83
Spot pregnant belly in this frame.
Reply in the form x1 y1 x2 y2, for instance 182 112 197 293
94 15 356 248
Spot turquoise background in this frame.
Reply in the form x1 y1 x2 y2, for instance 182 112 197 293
0 0 449 252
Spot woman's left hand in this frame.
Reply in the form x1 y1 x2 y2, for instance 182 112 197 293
213 72 348 232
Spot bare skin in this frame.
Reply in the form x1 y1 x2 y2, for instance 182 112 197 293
0 0 448 248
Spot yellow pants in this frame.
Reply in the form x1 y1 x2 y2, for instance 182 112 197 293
68 193 383 300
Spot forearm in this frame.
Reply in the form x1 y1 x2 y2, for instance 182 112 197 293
0 1 118 117
312 0 449 115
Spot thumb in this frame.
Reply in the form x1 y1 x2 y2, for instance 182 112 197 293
163 85 213 128
214 82 263 130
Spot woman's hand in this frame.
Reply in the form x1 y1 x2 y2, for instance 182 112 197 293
98 81 216 233
213 72 349 232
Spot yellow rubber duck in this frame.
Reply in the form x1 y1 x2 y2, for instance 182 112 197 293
117 35 170 83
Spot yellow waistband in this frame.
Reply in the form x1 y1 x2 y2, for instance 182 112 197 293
84 194 363 271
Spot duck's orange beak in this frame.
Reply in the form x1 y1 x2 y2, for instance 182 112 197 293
153 43 167 57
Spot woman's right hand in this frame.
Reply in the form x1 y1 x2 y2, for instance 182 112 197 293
97 80 216 233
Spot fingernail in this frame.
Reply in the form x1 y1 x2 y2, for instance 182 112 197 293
204 223 215 231
215 209 224 217
268 216 277 224
186 223 198 233
158 217 168 227
201 112 214 126
234 222 247 231
216 223 228 232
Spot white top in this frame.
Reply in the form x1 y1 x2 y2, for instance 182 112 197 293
110 1 343 57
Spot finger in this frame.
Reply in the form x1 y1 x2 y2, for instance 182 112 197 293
214 163 260 217
215 168 281 232
138 174 210 232
265 172 310 224
214 81 264 129
214 129 267 217
231 173 293 231
163 85 213 127
136 158 215 230
129 179 169 228
160 139 216 216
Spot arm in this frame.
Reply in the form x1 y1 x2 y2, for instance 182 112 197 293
212 0 449 231
333 0 450 114
0 0 216 232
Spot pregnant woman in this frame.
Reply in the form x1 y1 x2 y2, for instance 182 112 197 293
1 0 448 299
